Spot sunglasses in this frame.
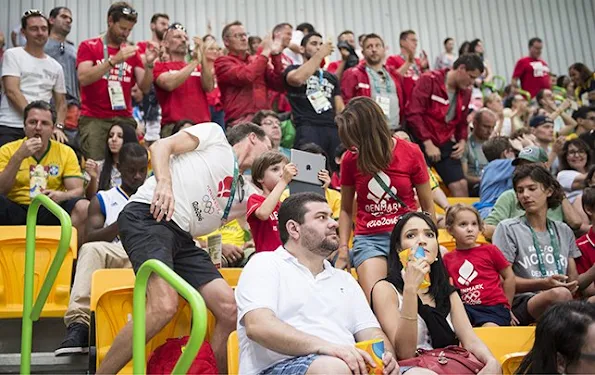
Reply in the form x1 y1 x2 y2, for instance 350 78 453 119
237 175 245 203
23 9 44 17
168 23 186 32
60 42 65 55
109 6 137 18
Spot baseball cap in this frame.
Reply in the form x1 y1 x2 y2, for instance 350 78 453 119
512 145 549 165
529 115 554 128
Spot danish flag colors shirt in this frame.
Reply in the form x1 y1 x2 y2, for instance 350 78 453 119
443 244 510 308
340 138 428 235
130 123 255 237
512 57 551 98
246 193 282 253
76 37 144 118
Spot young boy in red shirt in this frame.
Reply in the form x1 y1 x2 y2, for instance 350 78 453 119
576 186 595 301
247 151 297 253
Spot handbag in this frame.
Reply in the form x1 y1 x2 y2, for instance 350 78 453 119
398 346 484 374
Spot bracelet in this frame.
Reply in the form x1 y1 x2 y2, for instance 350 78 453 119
399 315 417 321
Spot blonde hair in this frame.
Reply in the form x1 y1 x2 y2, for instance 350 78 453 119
445 204 483 231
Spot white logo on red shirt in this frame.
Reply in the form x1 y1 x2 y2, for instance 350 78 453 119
365 172 401 217
530 61 549 78
457 260 478 286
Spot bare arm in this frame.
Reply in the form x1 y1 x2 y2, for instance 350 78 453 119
85 196 118 243
461 162 481 186
578 264 595 292
62 177 84 199
77 60 113 87
499 265 516 307
155 60 200 91
334 96 345 113
353 327 395 356
200 54 215 93
254 173 292 221
561 196 583 231
285 42 333 87
515 276 549 293
338 185 356 248
0 150 25 195
53 92 67 124
2 76 28 114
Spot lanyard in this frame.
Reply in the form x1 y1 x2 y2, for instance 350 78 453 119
318 69 324 86
103 35 124 80
525 216 565 276
365 66 395 95
400 54 420 76
221 155 239 224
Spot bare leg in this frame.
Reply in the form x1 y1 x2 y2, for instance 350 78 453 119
482 322 499 327
96 275 179 374
356 257 388 303
447 179 469 197
526 287 572 321
306 355 351 374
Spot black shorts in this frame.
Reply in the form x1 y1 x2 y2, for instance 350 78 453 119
512 293 537 326
420 140 464 185
117 202 222 289
294 125 340 170
464 304 511 327
0 125 25 148
0 195 84 225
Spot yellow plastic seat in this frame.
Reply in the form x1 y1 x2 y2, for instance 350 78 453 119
438 229 489 252
501 352 527 375
220 268 242 288
0 226 77 318
227 330 239 375
447 197 480 206
473 327 535 364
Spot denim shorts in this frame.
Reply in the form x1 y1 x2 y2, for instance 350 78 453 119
352 233 391 268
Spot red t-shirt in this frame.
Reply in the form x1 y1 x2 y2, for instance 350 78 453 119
153 61 211 125
512 56 551 98
385 55 422 101
136 41 148 55
76 37 144 118
575 228 595 275
340 138 428 235
247 193 282 253
443 244 510 308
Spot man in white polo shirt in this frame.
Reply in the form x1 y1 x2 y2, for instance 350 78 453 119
235 192 399 375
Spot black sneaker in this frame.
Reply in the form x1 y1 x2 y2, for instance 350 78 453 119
54 323 89 356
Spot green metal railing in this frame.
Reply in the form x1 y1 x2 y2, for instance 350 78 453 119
20 194 72 375
133 259 208 374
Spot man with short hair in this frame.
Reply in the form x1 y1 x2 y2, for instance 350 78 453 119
573 106 595 151
0 101 88 244
45 6 80 146
268 23 294 113
285 32 344 161
529 115 558 167
462 108 497 196
137 13 169 61
77 2 157 160
407 54 484 197
326 30 360 81
284 22 315 65
96 122 270 374
0 9 67 147
154 22 214 138
236 192 399 375
215 21 285 127
342 33 405 130
55 143 148 356
512 37 551 98
386 30 429 101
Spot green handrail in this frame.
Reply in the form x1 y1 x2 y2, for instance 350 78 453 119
20 194 72 375
133 259 208 374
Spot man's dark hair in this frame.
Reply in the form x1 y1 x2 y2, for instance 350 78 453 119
482 136 511 162
443 37 453 46
337 30 354 44
587 165 595 189
362 33 384 48
583 187 595 214
119 143 148 166
399 30 415 41
226 122 267 146
273 22 292 34
572 106 595 121
21 10 49 29
278 192 327 243
49 7 70 19
23 101 56 124
107 2 138 23
296 22 315 33
150 13 169 24
252 110 279 125
171 119 194 135
301 32 322 47
358 34 366 43
512 164 565 209
453 54 485 73
528 37 542 48
222 20 242 40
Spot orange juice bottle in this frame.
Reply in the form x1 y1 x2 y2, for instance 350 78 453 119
355 338 384 374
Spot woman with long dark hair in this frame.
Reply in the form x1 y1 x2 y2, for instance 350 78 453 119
516 301 595 374
371 212 499 372
569 63 595 106
557 139 593 220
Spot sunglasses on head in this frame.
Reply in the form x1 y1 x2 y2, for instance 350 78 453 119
23 9 44 17
168 23 187 32
109 6 137 18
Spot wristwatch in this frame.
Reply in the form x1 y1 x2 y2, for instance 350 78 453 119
55 123 65 130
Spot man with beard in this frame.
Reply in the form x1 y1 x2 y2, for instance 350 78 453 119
76 2 157 160
284 32 344 163
235 192 399 375
342 33 405 130
137 13 169 63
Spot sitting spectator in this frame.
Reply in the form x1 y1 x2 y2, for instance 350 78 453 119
503 93 529 134
572 106 595 150
236 192 399 375
462 108 497 196
55 143 148 356
443 205 515 327
529 115 561 168
536 89 576 133
557 139 592 214
474 137 516 218
576 186 595 302
251 110 290 156
516 301 595 374
330 144 347 190
197 219 254 267
0 101 88 246
434 37 455 70
247 151 296 253
484 93 513 137
569 63 595 106
493 165 583 326
371 212 500 372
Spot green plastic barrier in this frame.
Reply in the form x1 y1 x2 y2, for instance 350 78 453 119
133 259 208 374
20 194 72 375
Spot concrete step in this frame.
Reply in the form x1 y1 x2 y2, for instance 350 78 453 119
0 352 89 374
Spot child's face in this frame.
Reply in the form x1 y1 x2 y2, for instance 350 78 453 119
260 161 287 191
448 210 480 250
399 216 439 264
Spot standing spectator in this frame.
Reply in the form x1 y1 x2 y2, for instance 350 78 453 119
569 63 595 106
512 37 551 98
45 7 80 147
283 22 315 65
341 33 405 130
326 30 360 80
462 108 497 196
0 9 67 147
77 2 156 160
154 23 214 138
10 24 27 47
136 13 169 62
267 23 294 113
386 30 429 101
204 38 225 129
406 54 485 197
434 37 456 70
284 32 344 161
468 39 494 84
215 21 285 127
248 36 261 56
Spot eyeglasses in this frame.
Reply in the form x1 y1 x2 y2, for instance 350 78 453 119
568 150 587 156
237 175 245 203
168 23 186 32
60 42 65 55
